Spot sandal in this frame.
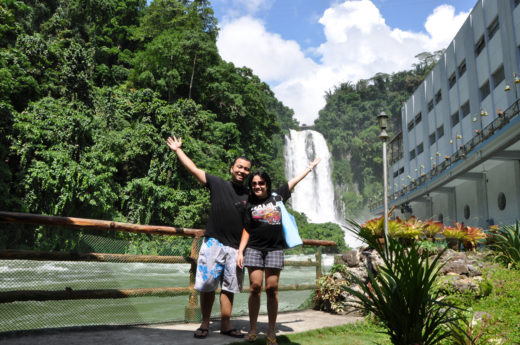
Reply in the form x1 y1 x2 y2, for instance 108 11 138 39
220 328 244 338
266 335 278 345
193 328 209 339
246 332 257 342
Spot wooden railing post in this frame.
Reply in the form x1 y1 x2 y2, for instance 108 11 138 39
184 234 201 322
315 246 322 280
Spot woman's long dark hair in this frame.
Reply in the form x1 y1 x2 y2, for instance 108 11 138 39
248 171 272 202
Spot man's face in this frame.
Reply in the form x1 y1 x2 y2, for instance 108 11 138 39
230 158 251 184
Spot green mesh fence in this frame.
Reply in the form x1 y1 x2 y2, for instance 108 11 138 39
0 224 318 333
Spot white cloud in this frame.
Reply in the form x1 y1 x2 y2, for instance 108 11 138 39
424 4 469 50
216 0 470 125
217 17 318 82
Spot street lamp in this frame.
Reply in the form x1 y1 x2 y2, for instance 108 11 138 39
472 109 488 140
377 111 389 243
504 72 520 99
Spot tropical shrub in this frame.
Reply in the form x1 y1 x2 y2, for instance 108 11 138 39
490 222 520 268
422 219 444 239
345 221 460 345
313 264 350 313
462 226 487 251
361 216 384 238
442 225 467 240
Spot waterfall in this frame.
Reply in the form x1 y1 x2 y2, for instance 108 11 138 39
283 129 362 249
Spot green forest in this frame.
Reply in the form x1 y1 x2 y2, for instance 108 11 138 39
0 0 437 255
315 52 441 218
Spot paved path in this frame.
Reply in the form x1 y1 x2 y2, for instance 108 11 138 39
0 310 363 345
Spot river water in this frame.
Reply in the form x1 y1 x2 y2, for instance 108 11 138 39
0 255 334 333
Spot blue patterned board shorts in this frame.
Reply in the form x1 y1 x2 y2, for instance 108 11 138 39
243 248 284 270
194 237 244 293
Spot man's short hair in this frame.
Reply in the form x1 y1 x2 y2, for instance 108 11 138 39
231 156 251 167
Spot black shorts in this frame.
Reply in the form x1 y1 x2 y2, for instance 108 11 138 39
243 247 284 270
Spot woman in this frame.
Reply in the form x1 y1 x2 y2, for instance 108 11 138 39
237 158 321 345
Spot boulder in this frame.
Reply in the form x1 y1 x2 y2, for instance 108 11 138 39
342 250 360 267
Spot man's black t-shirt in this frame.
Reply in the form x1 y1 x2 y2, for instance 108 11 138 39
244 183 291 251
204 173 249 248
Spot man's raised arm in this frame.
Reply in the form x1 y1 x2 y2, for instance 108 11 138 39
166 136 206 185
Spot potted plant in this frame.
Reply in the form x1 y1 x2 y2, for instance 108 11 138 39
361 216 384 239
462 226 487 251
442 222 466 250
393 217 423 245
422 219 444 242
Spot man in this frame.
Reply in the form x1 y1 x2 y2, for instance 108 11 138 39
166 135 250 339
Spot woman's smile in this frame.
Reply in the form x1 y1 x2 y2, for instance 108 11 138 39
251 176 267 198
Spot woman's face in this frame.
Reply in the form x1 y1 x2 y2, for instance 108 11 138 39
251 175 268 199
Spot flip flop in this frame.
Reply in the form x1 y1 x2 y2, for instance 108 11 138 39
220 328 244 338
266 335 278 345
194 328 209 339
246 332 257 342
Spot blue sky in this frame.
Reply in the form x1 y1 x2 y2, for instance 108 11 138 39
210 0 476 125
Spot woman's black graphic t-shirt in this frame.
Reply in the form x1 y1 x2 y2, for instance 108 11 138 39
244 183 291 251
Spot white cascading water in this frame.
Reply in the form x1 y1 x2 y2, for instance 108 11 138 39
284 129 362 249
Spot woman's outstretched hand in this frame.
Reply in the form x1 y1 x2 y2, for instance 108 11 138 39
309 157 321 170
166 136 182 151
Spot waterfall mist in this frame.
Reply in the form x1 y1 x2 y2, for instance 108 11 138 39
284 129 362 249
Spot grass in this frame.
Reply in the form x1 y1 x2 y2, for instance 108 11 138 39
229 322 391 345
456 264 520 344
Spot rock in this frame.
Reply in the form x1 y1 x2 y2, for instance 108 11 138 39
467 264 482 277
452 277 480 293
342 250 360 267
332 272 343 280
441 262 469 276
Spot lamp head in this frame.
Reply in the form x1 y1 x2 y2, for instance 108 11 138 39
377 111 388 130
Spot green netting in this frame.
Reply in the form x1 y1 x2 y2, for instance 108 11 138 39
0 225 317 333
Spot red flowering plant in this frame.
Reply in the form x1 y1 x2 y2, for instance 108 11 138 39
462 225 487 251
422 219 444 240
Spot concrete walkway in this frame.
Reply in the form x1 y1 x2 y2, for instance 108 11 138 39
0 310 364 345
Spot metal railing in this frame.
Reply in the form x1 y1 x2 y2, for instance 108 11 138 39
0 211 335 332
370 98 520 211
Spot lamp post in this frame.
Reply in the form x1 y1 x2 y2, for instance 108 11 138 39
504 72 520 100
472 109 488 140
377 111 389 243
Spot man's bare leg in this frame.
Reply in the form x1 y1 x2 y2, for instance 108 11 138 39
219 290 234 332
199 291 215 330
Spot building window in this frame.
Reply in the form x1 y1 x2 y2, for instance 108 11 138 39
480 80 490 100
417 143 424 155
407 120 415 131
458 59 467 76
429 132 436 145
393 170 399 178
464 205 470 219
437 125 444 138
435 90 442 104
448 72 456 89
461 101 471 118
427 100 434 112
399 167 404 174
438 213 444 224
451 111 460 127
475 35 486 56
492 65 505 88
487 17 499 40
515 0 520 8
415 112 422 125
410 149 416 160
498 192 506 210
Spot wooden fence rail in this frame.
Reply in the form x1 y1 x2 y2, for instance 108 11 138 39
0 210 336 323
